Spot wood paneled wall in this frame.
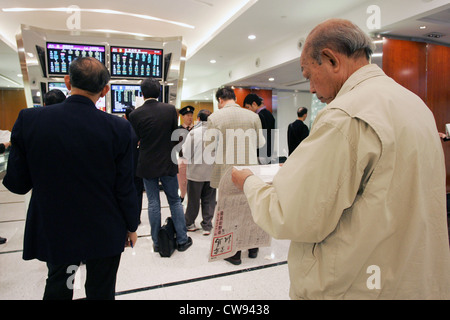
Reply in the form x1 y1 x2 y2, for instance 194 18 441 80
234 88 273 113
0 89 27 132
383 39 450 191
179 101 214 126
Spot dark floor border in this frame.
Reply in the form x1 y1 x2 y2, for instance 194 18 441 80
114 260 288 297
0 219 25 224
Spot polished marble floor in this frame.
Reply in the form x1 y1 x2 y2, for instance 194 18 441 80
0 180 291 300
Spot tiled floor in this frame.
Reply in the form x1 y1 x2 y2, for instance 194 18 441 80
0 180 291 300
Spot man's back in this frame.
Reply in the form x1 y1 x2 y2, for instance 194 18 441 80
3 95 139 264
207 103 264 188
129 99 178 179
288 119 309 155
258 108 275 161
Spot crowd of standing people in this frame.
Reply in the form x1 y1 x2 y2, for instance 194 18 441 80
1 18 449 300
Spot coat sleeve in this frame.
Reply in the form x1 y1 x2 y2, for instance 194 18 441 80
114 121 140 232
255 115 266 149
2 110 33 195
243 116 367 243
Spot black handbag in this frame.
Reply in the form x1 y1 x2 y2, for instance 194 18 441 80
158 217 177 257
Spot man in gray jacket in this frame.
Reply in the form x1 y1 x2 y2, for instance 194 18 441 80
182 109 216 235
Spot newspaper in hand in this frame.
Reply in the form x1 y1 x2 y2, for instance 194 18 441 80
208 164 280 262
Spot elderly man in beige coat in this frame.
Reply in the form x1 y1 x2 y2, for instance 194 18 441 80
232 19 450 299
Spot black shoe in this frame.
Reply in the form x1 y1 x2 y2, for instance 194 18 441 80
177 237 193 252
153 245 159 253
248 248 259 258
224 256 242 265
0 237 6 244
225 251 242 265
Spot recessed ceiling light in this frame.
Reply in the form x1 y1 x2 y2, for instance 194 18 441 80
420 26 427 29
268 77 275 82
210 59 217 64
248 35 256 40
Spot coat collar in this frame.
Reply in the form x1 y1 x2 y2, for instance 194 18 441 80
222 102 241 109
65 95 96 108
336 64 386 100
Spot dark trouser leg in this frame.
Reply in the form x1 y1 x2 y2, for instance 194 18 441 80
200 182 216 231
44 262 80 300
185 180 202 226
85 254 121 300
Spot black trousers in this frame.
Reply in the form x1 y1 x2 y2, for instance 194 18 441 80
43 254 121 300
185 180 216 231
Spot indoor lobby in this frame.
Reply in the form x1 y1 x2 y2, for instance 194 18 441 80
0 0 449 303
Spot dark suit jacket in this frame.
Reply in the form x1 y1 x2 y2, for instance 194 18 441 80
128 99 178 179
3 95 140 265
257 108 276 161
287 119 310 155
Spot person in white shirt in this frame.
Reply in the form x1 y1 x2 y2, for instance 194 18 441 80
182 109 216 235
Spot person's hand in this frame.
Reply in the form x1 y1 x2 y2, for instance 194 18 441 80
125 231 137 248
231 168 254 191
3 141 11 149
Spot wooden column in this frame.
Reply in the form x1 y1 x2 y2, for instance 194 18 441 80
383 38 450 191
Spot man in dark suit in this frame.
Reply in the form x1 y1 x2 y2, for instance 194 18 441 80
243 93 276 164
287 107 309 155
129 79 192 253
3 57 140 300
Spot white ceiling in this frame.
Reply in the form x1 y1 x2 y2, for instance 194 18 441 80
0 0 449 100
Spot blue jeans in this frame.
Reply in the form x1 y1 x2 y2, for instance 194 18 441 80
143 175 188 247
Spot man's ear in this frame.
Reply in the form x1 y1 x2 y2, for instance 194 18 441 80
100 84 110 98
321 48 340 71
64 75 72 90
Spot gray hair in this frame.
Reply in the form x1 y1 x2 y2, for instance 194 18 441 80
305 19 376 64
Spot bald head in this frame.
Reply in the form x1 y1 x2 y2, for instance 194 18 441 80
69 57 110 94
300 19 375 104
303 19 375 65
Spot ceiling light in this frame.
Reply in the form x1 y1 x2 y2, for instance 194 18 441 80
419 26 427 29
248 35 256 40
210 59 217 64
268 77 275 82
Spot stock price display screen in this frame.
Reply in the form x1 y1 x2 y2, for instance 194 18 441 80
46 42 105 76
111 84 143 113
111 46 163 78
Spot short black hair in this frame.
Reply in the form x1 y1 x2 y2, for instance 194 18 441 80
141 78 161 99
216 86 236 102
44 89 66 106
198 109 211 122
243 93 262 107
297 107 308 117
69 57 110 94
125 106 135 120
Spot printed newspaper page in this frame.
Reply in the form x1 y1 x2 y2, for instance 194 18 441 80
208 164 280 262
